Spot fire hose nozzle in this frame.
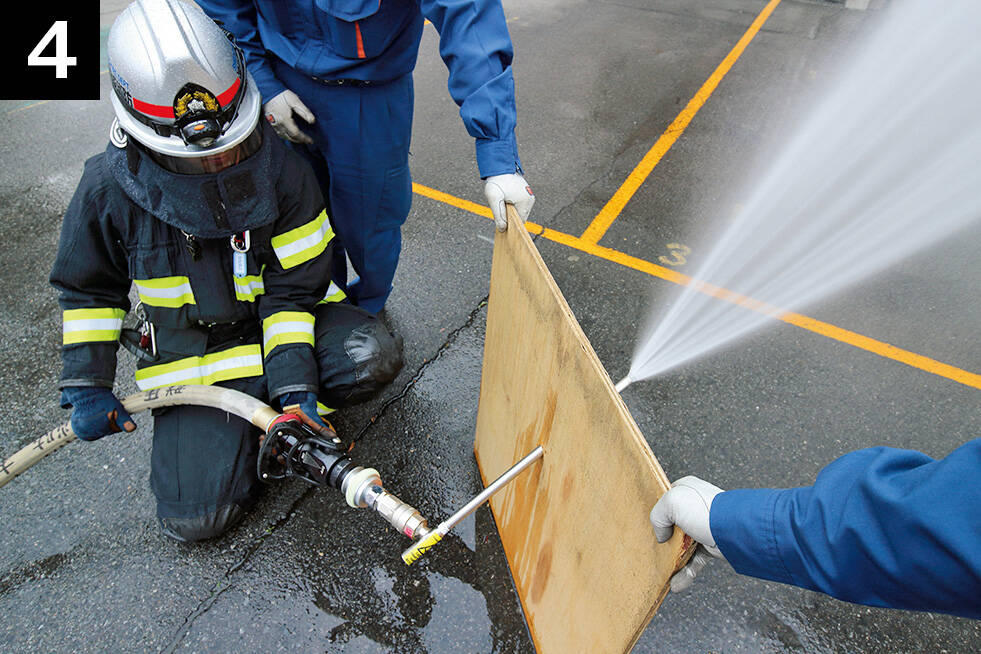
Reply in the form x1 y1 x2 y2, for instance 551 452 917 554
343 467 432 540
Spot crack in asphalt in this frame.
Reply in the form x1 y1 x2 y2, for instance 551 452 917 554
160 297 489 651
160 485 317 653
159 579 237 654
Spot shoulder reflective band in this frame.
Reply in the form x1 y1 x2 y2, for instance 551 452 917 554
318 281 347 304
262 311 316 355
134 344 263 390
234 273 265 303
62 307 126 345
133 276 196 308
271 210 334 269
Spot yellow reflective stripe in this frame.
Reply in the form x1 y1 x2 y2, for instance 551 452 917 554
317 401 335 417
271 210 334 269
262 311 315 354
62 307 125 344
318 281 347 305
234 274 265 303
134 344 263 390
134 276 196 308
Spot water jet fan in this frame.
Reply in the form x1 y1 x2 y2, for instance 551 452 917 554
623 0 981 389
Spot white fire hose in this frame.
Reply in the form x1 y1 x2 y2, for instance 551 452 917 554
0 385 279 489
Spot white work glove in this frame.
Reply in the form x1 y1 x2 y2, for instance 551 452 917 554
483 173 535 231
263 90 315 145
649 475 727 592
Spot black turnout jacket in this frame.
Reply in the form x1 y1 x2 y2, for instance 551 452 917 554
51 123 337 402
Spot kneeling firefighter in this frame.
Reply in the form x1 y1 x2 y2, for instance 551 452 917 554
51 0 403 542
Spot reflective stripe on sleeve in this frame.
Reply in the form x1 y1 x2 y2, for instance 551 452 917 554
133 276 196 308
271 210 334 269
318 281 347 304
134 344 263 390
62 307 126 345
262 311 316 355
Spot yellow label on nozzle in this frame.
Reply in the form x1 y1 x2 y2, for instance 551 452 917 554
401 531 443 565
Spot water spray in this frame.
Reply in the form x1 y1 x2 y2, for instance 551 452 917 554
614 375 632 393
0 385 544 566
624 0 981 382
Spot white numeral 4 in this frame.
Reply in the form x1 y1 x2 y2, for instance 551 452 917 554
28 21 77 79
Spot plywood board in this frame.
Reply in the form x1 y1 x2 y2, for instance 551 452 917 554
474 208 693 654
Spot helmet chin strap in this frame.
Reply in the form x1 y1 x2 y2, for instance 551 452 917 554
109 118 128 149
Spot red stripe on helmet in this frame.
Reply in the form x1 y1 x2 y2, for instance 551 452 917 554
132 97 175 119
131 78 241 120
216 77 241 107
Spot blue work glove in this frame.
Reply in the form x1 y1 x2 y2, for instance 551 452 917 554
61 386 137 442
277 391 333 437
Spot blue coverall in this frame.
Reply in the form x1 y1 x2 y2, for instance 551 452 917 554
711 438 981 619
197 0 524 313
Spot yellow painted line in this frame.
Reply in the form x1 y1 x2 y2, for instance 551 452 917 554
580 0 784 245
5 70 109 115
413 182 492 219
5 101 50 115
413 184 981 392
412 182 546 233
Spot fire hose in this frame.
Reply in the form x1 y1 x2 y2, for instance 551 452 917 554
0 384 543 565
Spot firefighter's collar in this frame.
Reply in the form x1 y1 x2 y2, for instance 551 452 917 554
104 122 285 239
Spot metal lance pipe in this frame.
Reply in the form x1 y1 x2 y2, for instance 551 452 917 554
401 445 545 565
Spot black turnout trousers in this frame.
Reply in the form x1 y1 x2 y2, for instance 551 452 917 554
149 303 402 542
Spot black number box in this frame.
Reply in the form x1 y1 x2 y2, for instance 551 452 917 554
5 1 100 100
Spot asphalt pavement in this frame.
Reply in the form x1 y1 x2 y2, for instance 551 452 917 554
1 0 978 652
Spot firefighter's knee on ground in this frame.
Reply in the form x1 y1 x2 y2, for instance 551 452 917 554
314 303 404 409
158 502 250 543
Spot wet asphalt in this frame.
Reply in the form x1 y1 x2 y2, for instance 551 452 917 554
1 0 979 652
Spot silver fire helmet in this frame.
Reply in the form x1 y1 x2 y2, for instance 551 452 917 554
107 0 261 159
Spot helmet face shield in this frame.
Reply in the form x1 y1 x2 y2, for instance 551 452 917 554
107 0 261 159
147 123 263 174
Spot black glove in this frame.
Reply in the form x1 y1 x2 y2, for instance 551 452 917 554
61 386 136 441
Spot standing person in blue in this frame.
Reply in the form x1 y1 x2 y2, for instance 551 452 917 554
53 0 403 543
195 0 536 316
649 439 981 619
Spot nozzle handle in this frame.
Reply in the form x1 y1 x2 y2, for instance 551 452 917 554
402 529 444 565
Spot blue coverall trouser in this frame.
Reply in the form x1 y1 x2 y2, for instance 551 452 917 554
272 59 415 315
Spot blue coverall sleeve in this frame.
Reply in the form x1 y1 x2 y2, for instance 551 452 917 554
196 0 287 102
710 439 981 619
421 0 523 178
